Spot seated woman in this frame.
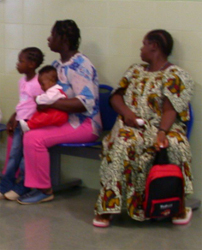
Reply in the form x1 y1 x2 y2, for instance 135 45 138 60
93 29 194 227
17 19 102 204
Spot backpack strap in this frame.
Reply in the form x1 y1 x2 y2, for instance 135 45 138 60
153 148 169 165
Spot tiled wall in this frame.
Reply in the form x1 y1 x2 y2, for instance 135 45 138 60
0 0 201 201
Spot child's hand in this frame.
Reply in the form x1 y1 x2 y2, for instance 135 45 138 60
7 116 18 137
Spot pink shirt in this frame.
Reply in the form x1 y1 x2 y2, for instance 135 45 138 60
16 75 43 121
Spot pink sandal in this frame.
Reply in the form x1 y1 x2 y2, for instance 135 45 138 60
92 215 112 228
172 207 192 225
93 218 110 228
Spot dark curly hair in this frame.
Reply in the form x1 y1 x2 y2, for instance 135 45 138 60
146 29 174 56
38 65 58 82
53 19 81 51
21 47 44 68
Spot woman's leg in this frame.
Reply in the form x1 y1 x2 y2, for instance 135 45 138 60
23 119 97 189
94 121 155 225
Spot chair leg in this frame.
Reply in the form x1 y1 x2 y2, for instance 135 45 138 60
50 146 61 187
49 146 82 192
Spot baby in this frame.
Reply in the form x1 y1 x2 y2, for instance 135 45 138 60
20 65 68 132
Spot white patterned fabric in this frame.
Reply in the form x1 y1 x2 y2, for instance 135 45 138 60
95 64 194 221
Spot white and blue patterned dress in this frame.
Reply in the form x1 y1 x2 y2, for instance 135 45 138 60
52 53 102 136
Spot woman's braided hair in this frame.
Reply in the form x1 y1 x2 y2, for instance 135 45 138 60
53 19 81 51
21 47 44 68
146 29 174 56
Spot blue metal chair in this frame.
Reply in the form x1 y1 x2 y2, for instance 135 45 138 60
185 103 194 140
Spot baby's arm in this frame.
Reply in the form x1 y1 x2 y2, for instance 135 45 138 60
36 88 66 105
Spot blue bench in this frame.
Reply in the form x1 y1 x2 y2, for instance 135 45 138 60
0 90 200 209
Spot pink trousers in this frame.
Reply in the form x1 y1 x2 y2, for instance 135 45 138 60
23 119 98 189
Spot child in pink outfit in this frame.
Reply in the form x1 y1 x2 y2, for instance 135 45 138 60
0 47 44 201
20 65 68 132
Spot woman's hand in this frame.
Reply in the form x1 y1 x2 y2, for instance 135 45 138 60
6 113 17 137
122 109 139 127
110 89 140 128
155 97 177 150
37 104 51 111
155 130 169 151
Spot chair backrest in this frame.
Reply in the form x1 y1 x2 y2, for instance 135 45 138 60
99 84 117 131
185 103 194 140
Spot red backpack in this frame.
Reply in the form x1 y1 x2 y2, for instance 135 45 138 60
143 148 184 219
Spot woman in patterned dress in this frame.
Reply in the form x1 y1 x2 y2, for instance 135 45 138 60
17 20 102 205
93 29 194 227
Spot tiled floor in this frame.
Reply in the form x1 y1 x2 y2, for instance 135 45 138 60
0 187 201 250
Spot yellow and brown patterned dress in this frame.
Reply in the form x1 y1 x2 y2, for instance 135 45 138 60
95 64 194 221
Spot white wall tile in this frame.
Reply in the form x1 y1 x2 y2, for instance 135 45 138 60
23 25 49 53
179 32 202 62
179 1 202 32
108 1 156 29
0 73 18 121
81 1 108 27
80 27 109 56
0 74 19 100
0 24 5 48
5 49 19 75
5 24 23 49
155 2 181 30
0 48 5 74
0 1 4 23
0 97 18 122
44 0 86 26
5 0 23 24
108 28 145 58
24 0 45 25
